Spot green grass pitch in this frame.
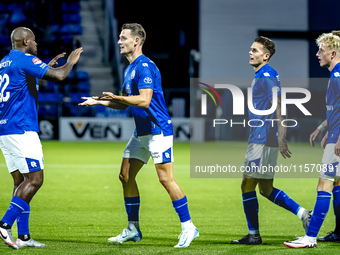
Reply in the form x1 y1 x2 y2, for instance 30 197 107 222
0 141 338 254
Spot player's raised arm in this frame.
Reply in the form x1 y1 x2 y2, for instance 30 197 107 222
310 120 327 147
274 96 292 159
48 52 66 67
43 47 83 82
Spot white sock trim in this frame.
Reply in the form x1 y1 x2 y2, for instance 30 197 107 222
297 207 305 220
181 220 194 231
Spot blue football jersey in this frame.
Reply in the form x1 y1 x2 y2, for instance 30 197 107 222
0 49 50 135
326 62 340 144
248 64 281 146
122 55 173 137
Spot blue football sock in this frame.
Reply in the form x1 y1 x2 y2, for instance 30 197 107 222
124 196 140 222
266 188 301 214
307 191 332 237
172 196 191 222
1 196 28 227
333 186 340 233
17 205 30 235
242 191 259 232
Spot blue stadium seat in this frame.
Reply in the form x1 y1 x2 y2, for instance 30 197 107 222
77 70 89 81
63 14 81 24
78 81 90 92
60 24 82 35
71 93 90 102
69 2 81 13
50 24 60 34
0 3 6 12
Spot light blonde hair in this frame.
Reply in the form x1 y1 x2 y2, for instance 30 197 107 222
316 32 340 55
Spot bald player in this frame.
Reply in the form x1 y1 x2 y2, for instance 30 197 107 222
0 27 82 249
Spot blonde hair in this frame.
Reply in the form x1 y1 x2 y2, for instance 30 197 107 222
316 32 340 54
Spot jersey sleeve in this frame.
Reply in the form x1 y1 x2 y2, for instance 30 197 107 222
135 64 154 90
20 54 50 78
332 78 340 95
263 72 281 99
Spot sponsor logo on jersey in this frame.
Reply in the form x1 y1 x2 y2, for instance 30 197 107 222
327 105 334 111
0 60 12 69
276 75 280 81
263 72 270 77
31 162 37 168
0 119 7 124
32 58 42 65
142 63 148 67
144 77 152 84
131 70 135 79
334 72 340 77
25 53 31 56
39 63 48 69
165 152 170 158
126 84 131 94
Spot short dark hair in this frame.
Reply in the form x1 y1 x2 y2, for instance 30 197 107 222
121 23 146 46
254 36 276 60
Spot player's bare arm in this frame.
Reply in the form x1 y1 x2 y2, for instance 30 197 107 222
321 131 328 149
43 47 83 82
335 134 340 157
79 95 128 110
47 52 66 67
102 89 153 109
310 120 327 147
273 96 292 159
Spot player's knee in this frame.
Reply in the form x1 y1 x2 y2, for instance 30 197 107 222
259 187 271 197
119 173 129 184
30 176 43 190
158 176 174 188
241 179 249 192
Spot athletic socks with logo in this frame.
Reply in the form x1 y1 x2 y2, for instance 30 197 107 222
267 188 300 214
17 207 30 236
307 191 332 237
1 196 29 228
333 186 340 234
242 191 259 233
124 196 140 222
172 196 192 230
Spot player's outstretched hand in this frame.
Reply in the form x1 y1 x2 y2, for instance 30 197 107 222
67 47 83 65
309 128 320 147
48 52 66 67
78 97 98 107
279 139 292 159
99 92 116 100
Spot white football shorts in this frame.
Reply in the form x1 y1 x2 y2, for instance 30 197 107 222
243 143 279 179
320 143 340 182
123 133 174 164
0 131 44 174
